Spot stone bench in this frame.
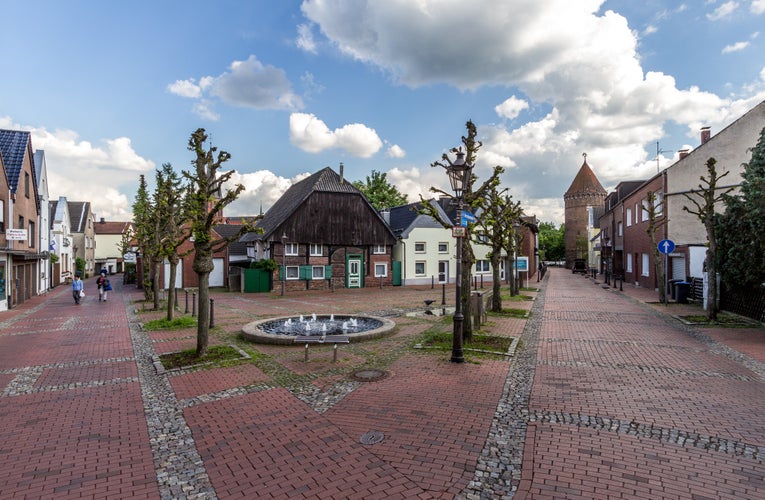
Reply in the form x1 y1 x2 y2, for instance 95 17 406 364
293 335 350 362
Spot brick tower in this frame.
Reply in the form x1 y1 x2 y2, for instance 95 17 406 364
564 154 606 267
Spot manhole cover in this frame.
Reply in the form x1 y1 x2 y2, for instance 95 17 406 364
350 369 389 382
360 430 385 445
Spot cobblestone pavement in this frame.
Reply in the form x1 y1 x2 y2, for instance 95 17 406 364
0 269 763 499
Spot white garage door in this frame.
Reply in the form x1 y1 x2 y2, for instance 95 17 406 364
210 258 224 287
163 260 183 290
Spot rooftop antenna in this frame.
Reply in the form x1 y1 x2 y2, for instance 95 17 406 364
654 141 672 173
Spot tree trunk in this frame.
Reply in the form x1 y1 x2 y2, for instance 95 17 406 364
166 256 178 321
461 239 473 342
196 271 210 356
152 260 162 310
706 218 719 321
490 251 502 312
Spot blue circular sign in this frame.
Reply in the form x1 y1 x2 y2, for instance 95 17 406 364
658 239 675 254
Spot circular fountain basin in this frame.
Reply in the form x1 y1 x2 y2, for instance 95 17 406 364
241 314 396 345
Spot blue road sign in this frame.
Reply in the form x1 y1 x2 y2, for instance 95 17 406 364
658 239 675 254
461 210 477 227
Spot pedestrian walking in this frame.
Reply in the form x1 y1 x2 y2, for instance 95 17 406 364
96 270 110 302
71 275 84 304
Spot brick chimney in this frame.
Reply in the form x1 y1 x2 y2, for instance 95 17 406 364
678 149 690 160
700 127 711 144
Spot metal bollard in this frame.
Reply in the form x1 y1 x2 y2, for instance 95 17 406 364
209 298 215 328
442 284 446 305
304 343 309 362
431 276 434 289
192 292 196 317
174 288 179 309
333 343 339 362
185 290 189 314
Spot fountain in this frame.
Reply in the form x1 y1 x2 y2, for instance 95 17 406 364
241 314 396 345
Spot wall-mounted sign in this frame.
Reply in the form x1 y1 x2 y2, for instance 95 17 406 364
5 229 26 241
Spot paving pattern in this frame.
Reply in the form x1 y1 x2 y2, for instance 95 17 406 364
0 270 763 499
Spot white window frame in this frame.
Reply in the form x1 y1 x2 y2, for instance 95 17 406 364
626 208 632 227
641 199 649 222
475 260 490 273
617 221 623 237
374 263 388 277
285 243 299 256
311 265 324 280
654 191 664 216
626 253 633 273
641 253 650 277
438 242 448 253
415 261 426 276
372 245 386 254
414 242 426 253
309 244 322 256
286 265 300 280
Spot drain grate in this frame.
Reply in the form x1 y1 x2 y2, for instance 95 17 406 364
349 369 389 382
360 430 384 445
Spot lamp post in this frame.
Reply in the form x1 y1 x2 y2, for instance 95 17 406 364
281 232 287 296
441 148 472 364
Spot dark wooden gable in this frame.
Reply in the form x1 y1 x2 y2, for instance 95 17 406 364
243 167 396 246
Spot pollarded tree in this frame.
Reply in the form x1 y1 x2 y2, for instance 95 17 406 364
718 125 765 289
184 128 259 356
645 191 668 302
422 120 504 341
682 158 733 320
352 170 408 210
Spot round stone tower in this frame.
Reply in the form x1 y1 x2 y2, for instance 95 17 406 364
564 155 606 268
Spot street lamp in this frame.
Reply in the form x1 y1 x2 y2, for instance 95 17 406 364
281 232 288 296
440 148 472 364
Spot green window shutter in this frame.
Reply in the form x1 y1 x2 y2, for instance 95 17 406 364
279 266 285 280
324 265 332 279
299 265 311 280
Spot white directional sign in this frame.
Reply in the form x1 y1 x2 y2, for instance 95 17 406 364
658 239 675 254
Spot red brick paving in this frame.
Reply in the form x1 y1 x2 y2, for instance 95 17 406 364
170 363 270 400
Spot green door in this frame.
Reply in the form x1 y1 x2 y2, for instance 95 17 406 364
346 254 363 288
392 260 402 286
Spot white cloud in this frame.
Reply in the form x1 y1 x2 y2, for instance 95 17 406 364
495 96 529 120
289 113 383 157
296 23 317 53
386 144 406 158
224 170 302 216
707 1 739 20
753 0 765 14
722 41 750 53
0 117 154 220
168 55 303 119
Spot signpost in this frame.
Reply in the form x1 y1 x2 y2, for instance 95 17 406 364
658 239 675 305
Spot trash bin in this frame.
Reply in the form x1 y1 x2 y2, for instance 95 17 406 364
675 281 691 303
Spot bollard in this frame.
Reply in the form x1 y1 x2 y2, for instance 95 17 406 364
209 298 215 328
174 288 179 309
304 343 309 362
431 276 435 289
480 275 483 288
619 276 623 291
442 284 446 305
333 343 339 362
185 289 189 314
192 292 196 317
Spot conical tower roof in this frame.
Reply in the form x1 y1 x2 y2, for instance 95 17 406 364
564 157 606 198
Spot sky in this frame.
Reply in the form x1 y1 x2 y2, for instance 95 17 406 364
2 0 765 226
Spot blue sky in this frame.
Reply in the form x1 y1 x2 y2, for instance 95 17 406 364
2 0 764 225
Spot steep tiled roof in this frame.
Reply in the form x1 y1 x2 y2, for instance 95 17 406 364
68 201 89 233
94 221 132 235
241 167 363 242
564 160 606 198
0 129 32 193
388 199 451 237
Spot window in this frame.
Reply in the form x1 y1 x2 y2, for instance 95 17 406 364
285 243 299 256
626 253 632 273
247 246 258 259
0 199 4 232
475 260 490 273
372 245 386 254
309 244 323 256
24 172 30 198
654 191 664 216
476 232 489 244
635 203 639 224
617 221 623 237
286 266 299 280
415 261 426 276
311 265 325 279
414 242 426 253
438 242 448 253
641 199 649 222
374 263 388 277
28 222 35 247
641 253 650 277
18 215 24 229
626 208 632 227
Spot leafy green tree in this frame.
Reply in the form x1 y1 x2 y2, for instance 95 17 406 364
132 174 156 302
184 128 259 356
538 222 564 261
352 170 408 210
718 126 765 289
683 158 733 320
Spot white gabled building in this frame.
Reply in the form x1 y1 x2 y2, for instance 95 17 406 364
33 150 51 292
50 196 74 286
